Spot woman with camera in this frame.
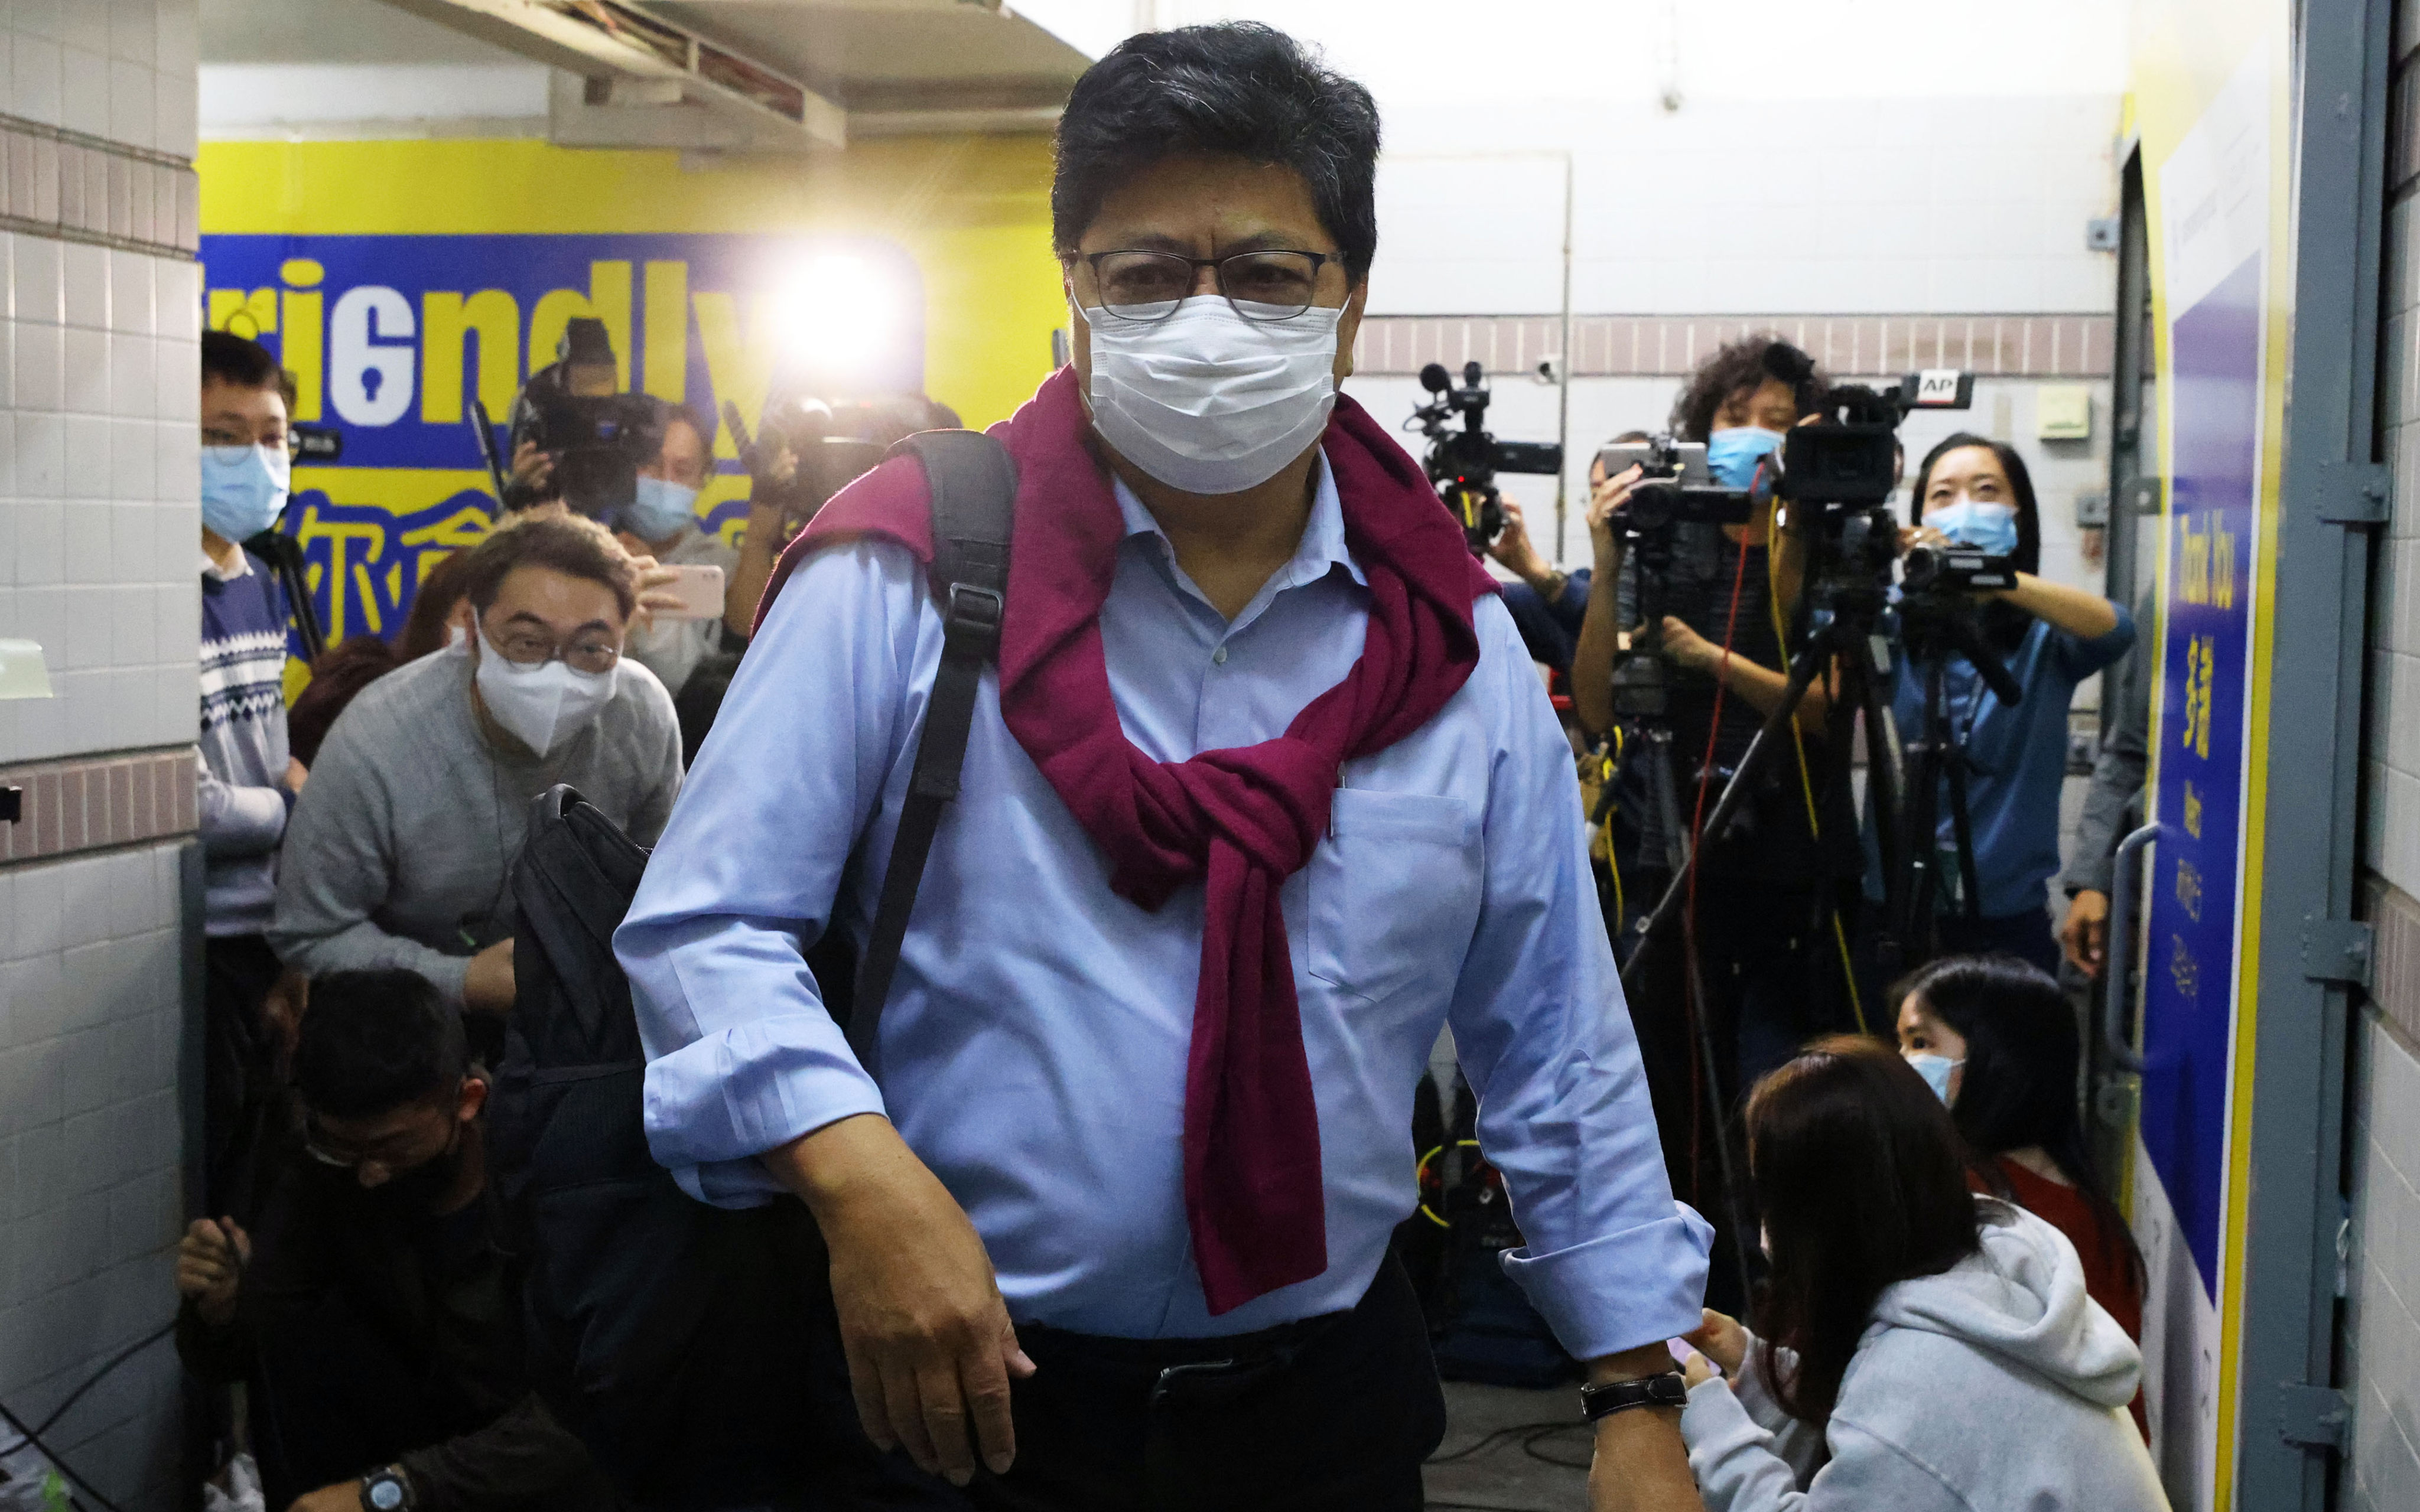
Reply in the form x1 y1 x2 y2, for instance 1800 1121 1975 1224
1887 434 2133 973
1568 337 1841 1312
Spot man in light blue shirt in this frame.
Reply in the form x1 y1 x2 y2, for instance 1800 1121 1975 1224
616 22 1707 1512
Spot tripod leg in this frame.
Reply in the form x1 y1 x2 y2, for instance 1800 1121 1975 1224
1944 754 1986 925
1859 663 1914 982
1621 637 1833 989
1678 922 1759 1313
1648 733 1688 875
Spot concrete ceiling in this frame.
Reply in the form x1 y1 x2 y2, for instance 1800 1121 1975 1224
650 2 1094 112
202 0 514 65
199 0 1095 145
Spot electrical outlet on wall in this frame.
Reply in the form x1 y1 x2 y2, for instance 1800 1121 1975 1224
2038 386 2093 441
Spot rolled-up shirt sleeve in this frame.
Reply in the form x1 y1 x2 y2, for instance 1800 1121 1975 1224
1447 603 1712 1361
615 539 929 1205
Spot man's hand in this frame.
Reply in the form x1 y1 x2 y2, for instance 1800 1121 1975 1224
768 1115 1035 1487
175 1218 249 1328
2063 889 2111 977
1588 465 1645 565
288 1481 367 1512
463 939 516 1015
619 551 686 631
1586 1342 1704 1512
509 439 554 496
261 969 310 1055
1486 499 1556 591
284 757 309 794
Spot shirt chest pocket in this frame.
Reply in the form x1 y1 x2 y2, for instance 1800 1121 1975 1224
1308 789 1484 1005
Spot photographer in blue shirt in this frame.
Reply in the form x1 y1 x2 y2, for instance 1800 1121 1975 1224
1886 435 2135 973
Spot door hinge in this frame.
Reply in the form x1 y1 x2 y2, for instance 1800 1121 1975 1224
2315 460 2390 524
2301 916 2373 988
2275 1382 2350 1451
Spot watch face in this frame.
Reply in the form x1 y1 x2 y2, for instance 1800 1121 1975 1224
367 1479 405 1510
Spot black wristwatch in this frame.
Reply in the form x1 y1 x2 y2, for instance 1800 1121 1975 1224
360 1466 414 1512
1580 1368 1690 1422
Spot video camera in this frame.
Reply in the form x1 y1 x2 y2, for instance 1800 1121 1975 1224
1901 543 2018 596
1772 369 1979 617
513 317 662 519
1406 361 1563 552
1597 435 1759 534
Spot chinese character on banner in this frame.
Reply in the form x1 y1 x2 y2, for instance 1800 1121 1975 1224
2180 634 2214 758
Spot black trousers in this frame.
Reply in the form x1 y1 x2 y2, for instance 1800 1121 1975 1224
202 934 285 1223
961 1259 1447 1512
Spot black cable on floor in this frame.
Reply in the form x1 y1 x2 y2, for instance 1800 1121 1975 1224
1424 1418 1575 1464
0 1320 176 1458
0 1317 178 1512
0 1397 131 1512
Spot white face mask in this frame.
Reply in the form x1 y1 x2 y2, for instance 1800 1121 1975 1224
1078 295 1341 495
472 615 619 757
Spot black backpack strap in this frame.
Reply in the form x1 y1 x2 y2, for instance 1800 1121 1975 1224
244 529 328 662
848 429 1017 1076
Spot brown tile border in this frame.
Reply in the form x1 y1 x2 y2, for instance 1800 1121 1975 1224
2362 871 2420 1050
1352 313 2115 379
0 747 197 866
0 113 199 261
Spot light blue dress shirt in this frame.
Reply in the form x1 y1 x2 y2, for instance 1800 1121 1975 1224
615 455 1710 1358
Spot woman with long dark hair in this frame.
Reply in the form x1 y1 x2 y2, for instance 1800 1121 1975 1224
1896 952 2148 1430
1885 432 2133 972
1676 1037 2165 1510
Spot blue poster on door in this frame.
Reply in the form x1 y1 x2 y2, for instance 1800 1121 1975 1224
2141 251 2260 1299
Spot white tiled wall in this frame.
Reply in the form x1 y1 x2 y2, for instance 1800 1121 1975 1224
1368 94 2124 320
2343 1006 2420 1512
1 0 200 158
0 4 204 1508
2369 191 2420 892
0 232 204 765
0 845 190 1510
2354 158 2420 1512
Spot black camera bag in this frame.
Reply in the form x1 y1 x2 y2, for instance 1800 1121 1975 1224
487 429 1016 1508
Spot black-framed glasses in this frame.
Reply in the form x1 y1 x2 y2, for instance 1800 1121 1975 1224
1076 249 1338 324
477 612 622 676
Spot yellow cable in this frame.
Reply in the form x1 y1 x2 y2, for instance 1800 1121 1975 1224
1414 1139 1485 1227
1767 513 1868 1034
1602 730 1625 925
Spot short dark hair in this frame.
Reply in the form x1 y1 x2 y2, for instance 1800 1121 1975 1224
458 514 639 623
1897 953 2145 1296
1052 23 1381 281
1669 335 1828 442
1746 1035 1982 1423
202 330 282 392
292 970 469 1120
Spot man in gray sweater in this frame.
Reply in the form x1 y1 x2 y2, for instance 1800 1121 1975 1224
271 516 682 1013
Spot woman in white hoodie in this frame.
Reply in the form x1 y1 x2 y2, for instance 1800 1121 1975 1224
1676 1036 2168 1511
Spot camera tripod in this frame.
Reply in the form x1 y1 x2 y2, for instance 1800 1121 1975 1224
1597 514 1856 1309
1884 591 2024 960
